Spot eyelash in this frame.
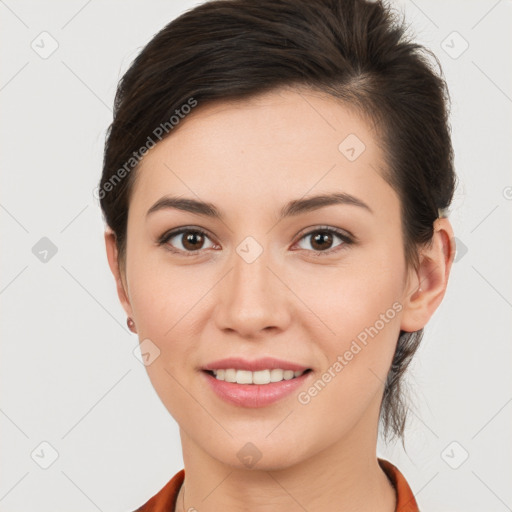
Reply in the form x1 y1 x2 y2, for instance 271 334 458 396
157 225 354 258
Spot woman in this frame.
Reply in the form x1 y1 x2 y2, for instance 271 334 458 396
99 0 456 510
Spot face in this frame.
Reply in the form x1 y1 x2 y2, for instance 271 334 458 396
109 87 428 469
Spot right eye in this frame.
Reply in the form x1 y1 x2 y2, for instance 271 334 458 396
158 227 217 256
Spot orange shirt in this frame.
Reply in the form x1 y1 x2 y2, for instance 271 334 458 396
133 458 419 512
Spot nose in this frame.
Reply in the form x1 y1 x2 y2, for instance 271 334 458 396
213 243 291 338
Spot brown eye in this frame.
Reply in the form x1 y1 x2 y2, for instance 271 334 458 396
296 227 353 256
159 228 215 255
310 231 335 251
181 231 206 251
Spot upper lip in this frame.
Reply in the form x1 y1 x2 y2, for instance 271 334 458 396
202 357 310 372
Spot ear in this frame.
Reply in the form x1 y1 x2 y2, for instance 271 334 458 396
400 218 456 332
104 228 133 319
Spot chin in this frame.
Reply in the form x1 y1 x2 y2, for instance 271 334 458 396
200 432 314 472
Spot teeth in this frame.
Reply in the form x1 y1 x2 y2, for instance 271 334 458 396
210 368 306 384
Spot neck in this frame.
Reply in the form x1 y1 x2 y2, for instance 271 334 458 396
175 406 396 512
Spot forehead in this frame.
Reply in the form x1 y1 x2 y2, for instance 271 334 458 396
130 87 396 220
144 87 378 161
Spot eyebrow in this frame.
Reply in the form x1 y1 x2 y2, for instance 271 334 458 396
146 192 373 220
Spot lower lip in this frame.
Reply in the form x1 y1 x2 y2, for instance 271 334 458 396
202 370 311 408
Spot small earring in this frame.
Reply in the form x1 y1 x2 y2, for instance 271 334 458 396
127 317 136 333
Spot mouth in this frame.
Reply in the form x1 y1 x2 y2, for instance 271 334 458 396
200 357 313 408
203 368 312 384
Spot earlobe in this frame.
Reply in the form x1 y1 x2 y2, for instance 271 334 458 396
400 218 456 332
104 229 133 319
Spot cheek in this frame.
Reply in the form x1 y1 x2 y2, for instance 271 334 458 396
294 252 405 390
126 252 212 397
126 242 197 334
295 253 404 339
291 271 403 439
126 259 205 421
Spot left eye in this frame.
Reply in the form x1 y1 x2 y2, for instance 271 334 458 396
294 227 352 255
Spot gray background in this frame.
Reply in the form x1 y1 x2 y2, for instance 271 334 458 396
1 0 511 510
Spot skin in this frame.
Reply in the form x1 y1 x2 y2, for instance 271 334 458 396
105 87 455 512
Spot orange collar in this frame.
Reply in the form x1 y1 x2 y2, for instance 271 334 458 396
378 458 420 511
